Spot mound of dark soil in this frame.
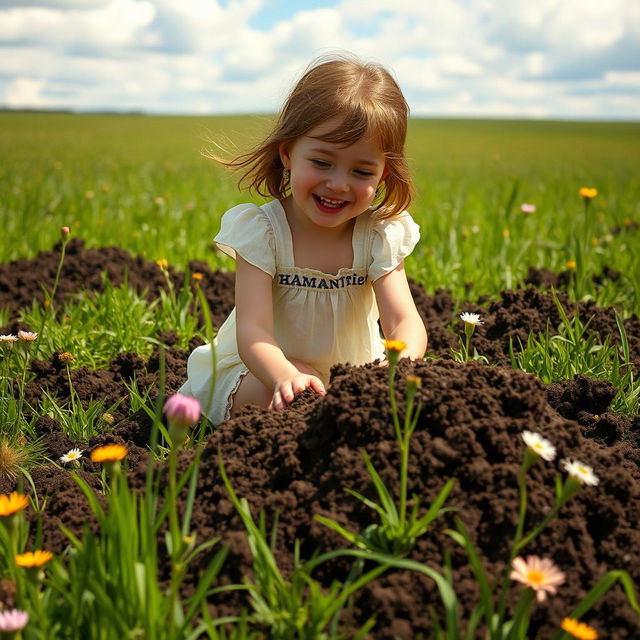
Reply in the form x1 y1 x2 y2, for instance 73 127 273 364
3 357 639 638
0 238 235 332
1 240 639 638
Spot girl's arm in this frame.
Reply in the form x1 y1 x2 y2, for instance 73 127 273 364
235 255 326 409
373 262 428 359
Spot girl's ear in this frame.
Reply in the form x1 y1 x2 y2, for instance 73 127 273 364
279 142 291 169
380 165 391 181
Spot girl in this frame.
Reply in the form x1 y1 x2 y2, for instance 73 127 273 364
180 53 428 425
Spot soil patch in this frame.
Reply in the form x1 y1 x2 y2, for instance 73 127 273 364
1 241 639 638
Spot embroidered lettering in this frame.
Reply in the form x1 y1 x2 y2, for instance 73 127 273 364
276 272 368 290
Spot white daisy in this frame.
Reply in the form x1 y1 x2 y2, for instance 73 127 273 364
562 459 599 486
460 312 484 326
60 448 83 465
0 335 18 342
522 430 556 462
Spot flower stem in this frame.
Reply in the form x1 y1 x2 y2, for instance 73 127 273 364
34 233 69 359
496 460 530 634
14 345 31 433
166 446 181 636
388 358 401 442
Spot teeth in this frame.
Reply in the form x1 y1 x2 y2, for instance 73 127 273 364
318 196 345 207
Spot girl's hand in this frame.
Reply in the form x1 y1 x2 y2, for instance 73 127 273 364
269 374 326 410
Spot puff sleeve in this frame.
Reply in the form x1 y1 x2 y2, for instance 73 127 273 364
369 211 421 281
214 203 276 277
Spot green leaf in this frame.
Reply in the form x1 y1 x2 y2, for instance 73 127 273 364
408 478 455 536
447 520 495 631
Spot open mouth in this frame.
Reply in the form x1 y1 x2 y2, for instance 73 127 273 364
313 194 348 212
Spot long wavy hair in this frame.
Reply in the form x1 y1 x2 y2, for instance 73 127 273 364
215 53 415 219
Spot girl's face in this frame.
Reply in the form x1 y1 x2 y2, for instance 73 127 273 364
279 119 388 232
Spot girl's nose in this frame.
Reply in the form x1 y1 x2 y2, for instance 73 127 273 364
326 171 349 193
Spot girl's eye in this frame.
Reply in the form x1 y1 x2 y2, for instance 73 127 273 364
354 169 375 177
311 159 330 167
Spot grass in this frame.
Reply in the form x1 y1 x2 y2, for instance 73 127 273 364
0 112 638 434
1 112 639 637
19 274 199 369
1 112 639 313
509 293 640 415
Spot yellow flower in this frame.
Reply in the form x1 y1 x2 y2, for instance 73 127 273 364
502 228 510 239
561 617 598 640
191 272 203 281
90 444 128 463
0 493 29 517
15 550 53 568
383 340 407 353
579 187 598 199
59 351 74 362
156 259 169 269
406 375 422 388
101 413 115 425
566 261 577 269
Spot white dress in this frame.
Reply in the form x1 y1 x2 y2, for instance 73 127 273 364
179 199 420 425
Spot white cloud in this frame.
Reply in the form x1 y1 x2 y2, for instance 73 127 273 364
3 77 47 108
0 0 638 118
0 0 156 51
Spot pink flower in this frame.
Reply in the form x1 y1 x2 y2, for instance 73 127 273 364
17 330 38 341
511 555 565 602
520 203 536 214
163 394 201 429
0 608 29 632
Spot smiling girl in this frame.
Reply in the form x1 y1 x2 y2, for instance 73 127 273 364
180 53 428 425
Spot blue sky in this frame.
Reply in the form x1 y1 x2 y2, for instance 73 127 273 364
1 0 639 119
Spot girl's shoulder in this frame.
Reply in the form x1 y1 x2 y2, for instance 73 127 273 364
368 210 421 281
215 201 279 276
221 201 268 220
220 199 283 227
370 210 420 241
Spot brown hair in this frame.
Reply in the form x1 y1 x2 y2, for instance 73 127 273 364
218 53 414 219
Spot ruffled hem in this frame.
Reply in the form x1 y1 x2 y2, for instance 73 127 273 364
221 366 250 423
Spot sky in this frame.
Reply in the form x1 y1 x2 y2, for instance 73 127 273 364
1 0 639 120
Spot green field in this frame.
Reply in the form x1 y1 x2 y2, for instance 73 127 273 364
2 112 639 312
1 112 640 638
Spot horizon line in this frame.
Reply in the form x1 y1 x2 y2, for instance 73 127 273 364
1 106 639 124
